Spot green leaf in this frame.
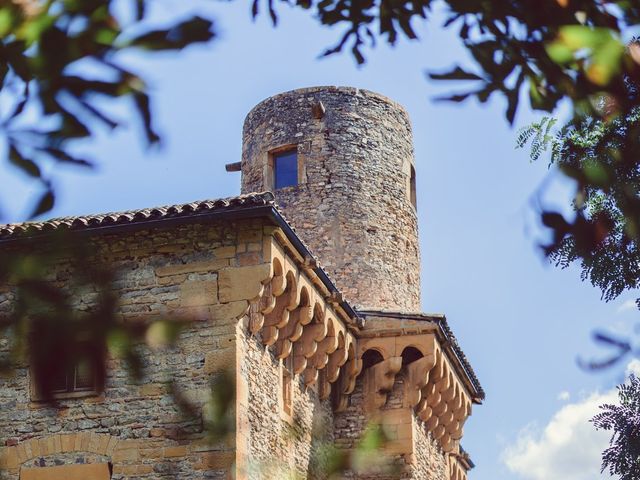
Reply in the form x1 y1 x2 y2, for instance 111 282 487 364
546 42 574 64
0 8 15 38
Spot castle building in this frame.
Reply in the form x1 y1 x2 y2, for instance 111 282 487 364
0 87 483 479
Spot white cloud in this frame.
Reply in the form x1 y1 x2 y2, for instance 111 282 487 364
557 391 570 402
616 298 637 314
502 390 618 480
626 359 640 377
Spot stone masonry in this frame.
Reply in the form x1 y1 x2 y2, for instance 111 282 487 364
0 87 483 480
241 86 421 312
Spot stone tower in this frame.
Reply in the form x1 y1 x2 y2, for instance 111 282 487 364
240 86 420 312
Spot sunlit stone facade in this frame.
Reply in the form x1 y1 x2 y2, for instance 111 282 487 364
0 87 482 480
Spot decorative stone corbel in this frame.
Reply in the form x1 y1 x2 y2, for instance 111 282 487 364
363 356 402 412
404 354 436 408
334 345 362 412
274 303 313 359
261 273 298 345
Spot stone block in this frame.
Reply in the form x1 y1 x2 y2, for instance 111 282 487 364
218 264 271 302
163 446 187 458
80 433 91 452
87 433 100 453
213 246 237 259
60 434 74 453
16 443 27 463
155 259 228 277
106 436 119 456
238 229 263 243
2 446 18 470
52 435 62 454
194 451 235 470
209 301 248 324
140 447 162 459
136 464 154 474
113 441 139 462
180 280 218 307
28 438 41 458
98 435 111 455
140 384 164 397
204 348 236 374
20 463 111 480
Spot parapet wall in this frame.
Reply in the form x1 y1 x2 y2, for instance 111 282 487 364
241 87 421 312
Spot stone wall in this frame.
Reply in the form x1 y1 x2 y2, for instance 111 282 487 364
236 325 334 480
0 216 361 480
0 220 270 479
241 86 421 312
333 371 449 480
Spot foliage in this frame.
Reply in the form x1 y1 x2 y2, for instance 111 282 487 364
592 374 640 479
289 0 640 280
517 109 640 305
0 0 214 216
2 0 640 471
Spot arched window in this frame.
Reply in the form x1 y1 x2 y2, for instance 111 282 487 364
362 349 384 370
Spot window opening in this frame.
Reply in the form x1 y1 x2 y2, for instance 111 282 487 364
409 165 417 209
361 349 384 370
282 355 293 416
51 358 96 394
274 149 298 189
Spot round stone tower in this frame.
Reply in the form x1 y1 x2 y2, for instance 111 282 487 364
240 86 420 312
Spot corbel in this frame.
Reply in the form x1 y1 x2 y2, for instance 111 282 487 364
273 304 312 359
326 343 349 383
262 274 297 345
363 356 402 412
404 354 435 408
292 321 326 374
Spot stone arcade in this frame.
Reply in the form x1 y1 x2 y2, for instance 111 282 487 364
0 87 483 479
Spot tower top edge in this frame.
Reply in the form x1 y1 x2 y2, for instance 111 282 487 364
244 85 410 122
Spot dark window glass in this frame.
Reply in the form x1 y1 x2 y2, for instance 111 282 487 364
50 360 95 394
274 150 298 189
409 166 417 209
74 360 95 391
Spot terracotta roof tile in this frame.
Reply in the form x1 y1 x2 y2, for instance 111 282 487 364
0 192 276 240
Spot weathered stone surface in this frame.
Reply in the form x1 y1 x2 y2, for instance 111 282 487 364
242 86 421 311
0 87 478 480
218 264 271 302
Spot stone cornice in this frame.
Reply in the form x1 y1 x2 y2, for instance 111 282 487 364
240 233 361 401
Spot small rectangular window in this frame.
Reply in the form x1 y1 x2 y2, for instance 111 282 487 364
51 359 97 395
274 150 298 189
409 166 417 209
282 356 293 417
32 351 99 401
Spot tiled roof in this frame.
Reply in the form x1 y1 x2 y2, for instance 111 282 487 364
357 310 485 402
0 192 276 240
0 191 361 324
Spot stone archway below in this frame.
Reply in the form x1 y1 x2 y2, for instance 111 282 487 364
20 463 110 480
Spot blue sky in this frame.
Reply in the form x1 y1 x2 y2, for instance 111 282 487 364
2 2 638 479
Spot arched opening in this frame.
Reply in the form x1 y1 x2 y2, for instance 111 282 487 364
361 349 384 370
401 346 423 366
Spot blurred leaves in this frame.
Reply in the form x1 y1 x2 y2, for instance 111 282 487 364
251 0 640 133
0 231 190 402
0 0 215 219
518 104 640 306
